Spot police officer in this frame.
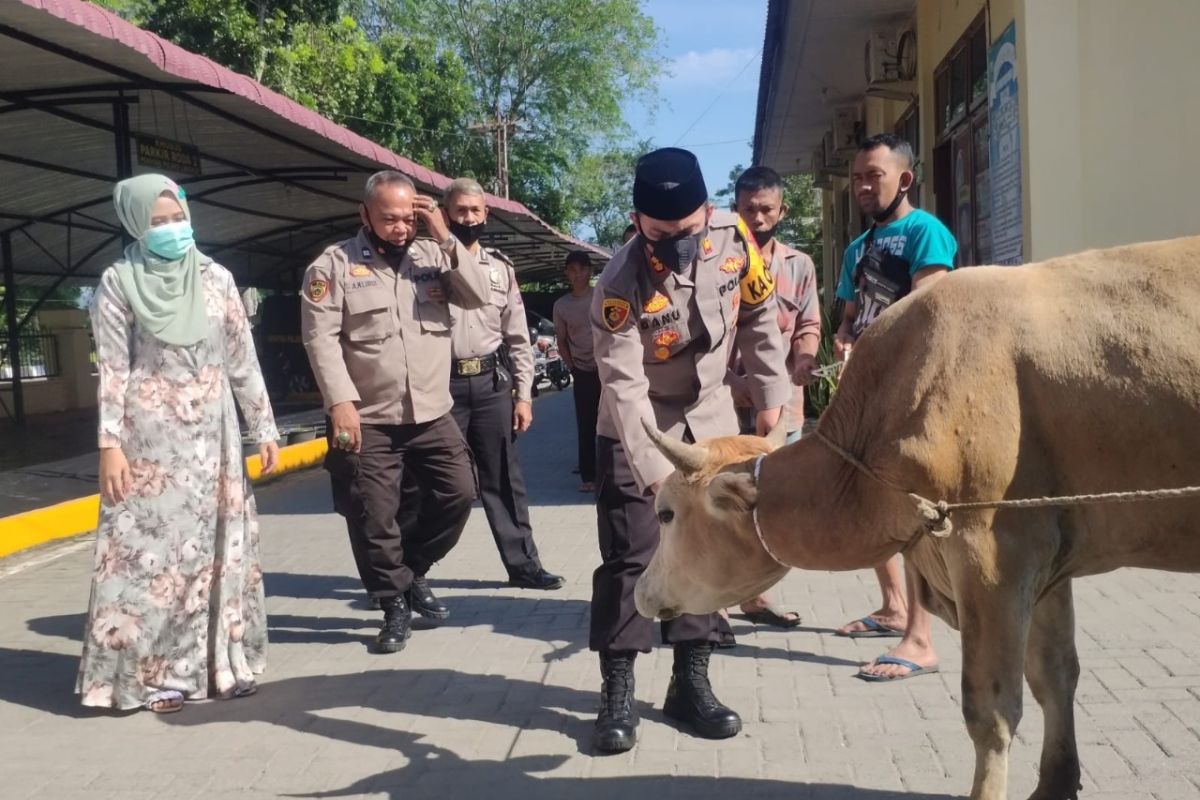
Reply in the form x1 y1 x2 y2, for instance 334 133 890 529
301 170 489 654
589 148 792 752
398 178 563 604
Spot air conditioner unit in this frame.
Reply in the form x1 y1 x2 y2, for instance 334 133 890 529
831 107 861 154
865 30 900 85
822 130 850 171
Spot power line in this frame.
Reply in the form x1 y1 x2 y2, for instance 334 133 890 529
672 49 762 147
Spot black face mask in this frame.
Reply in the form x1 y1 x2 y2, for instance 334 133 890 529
752 224 778 248
364 225 409 262
448 220 487 248
643 227 704 274
872 179 912 223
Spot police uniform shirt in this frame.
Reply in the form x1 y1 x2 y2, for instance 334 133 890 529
443 246 535 402
300 229 491 425
591 209 793 491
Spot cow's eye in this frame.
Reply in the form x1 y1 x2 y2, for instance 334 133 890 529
658 509 675 525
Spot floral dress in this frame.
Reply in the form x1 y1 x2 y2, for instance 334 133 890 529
78 261 278 710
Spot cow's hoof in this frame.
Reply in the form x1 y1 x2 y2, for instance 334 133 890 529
1026 778 1081 800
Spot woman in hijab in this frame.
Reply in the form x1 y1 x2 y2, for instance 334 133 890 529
79 174 280 713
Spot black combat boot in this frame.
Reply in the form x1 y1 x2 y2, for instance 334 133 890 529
592 651 638 753
407 575 450 620
662 641 742 739
374 594 412 653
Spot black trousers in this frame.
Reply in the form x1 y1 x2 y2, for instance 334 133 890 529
571 367 601 482
590 435 732 652
400 367 541 575
326 415 476 598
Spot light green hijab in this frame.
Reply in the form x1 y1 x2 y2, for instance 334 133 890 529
112 174 208 346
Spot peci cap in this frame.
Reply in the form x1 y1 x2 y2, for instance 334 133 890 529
632 147 708 221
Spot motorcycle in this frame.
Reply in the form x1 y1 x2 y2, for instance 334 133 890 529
529 334 571 397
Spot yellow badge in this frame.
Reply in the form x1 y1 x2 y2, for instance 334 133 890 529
602 297 632 331
654 329 680 348
719 256 744 274
649 254 667 274
735 217 775 306
349 265 371 277
701 238 714 257
307 279 329 303
654 346 671 360
643 292 670 313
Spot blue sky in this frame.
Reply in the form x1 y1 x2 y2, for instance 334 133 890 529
623 0 768 201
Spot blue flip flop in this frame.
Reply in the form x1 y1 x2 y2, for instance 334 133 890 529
855 655 939 682
835 616 904 638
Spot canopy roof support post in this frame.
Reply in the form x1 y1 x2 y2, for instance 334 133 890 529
2 232 24 425
113 95 132 246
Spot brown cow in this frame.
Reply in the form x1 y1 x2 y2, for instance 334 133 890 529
633 237 1200 800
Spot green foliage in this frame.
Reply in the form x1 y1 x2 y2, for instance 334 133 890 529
88 0 662 240
558 140 648 249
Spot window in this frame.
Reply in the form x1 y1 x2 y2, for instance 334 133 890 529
895 103 922 209
933 11 990 266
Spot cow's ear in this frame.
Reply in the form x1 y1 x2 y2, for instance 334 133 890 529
705 472 758 519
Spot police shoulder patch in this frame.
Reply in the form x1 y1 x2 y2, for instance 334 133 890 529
602 296 632 331
307 278 329 303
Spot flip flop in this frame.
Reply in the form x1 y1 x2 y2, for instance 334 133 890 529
834 616 904 638
144 689 185 714
855 655 939 682
740 607 802 628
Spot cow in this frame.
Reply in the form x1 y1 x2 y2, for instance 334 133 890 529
632 236 1200 800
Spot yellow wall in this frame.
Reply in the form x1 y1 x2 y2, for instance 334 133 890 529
1023 0 1200 259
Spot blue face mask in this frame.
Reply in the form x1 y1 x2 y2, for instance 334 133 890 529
144 221 195 261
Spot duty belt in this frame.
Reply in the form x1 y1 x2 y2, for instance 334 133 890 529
451 352 498 378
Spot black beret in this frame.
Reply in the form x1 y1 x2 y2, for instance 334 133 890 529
632 147 708 221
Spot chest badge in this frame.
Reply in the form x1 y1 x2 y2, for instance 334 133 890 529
643 292 670 314
489 267 502 290
654 329 680 348
349 264 371 277
602 297 632 331
654 346 671 360
719 256 744 274
701 238 714 257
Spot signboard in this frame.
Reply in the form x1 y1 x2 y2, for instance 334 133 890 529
987 22 1022 264
135 135 202 176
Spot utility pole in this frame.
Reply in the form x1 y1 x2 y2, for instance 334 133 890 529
469 111 525 199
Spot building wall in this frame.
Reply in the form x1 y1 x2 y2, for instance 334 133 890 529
1023 0 1200 260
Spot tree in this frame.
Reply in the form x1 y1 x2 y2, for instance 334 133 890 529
559 140 647 249
399 0 660 226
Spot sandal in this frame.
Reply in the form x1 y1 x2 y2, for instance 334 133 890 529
739 606 802 628
217 681 258 700
144 689 185 714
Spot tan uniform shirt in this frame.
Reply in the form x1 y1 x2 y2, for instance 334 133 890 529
552 287 596 372
446 246 535 402
300 229 490 425
729 240 821 432
592 210 792 491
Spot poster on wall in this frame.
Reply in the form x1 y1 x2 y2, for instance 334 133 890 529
988 21 1023 265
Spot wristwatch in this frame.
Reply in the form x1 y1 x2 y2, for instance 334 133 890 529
438 234 458 253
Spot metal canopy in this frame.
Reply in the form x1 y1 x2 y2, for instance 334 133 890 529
0 0 605 296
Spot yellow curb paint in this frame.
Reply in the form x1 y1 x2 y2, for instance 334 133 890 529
0 438 329 560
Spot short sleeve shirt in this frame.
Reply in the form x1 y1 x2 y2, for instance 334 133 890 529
836 209 958 336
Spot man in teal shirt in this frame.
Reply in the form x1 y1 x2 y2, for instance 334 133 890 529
832 133 958 682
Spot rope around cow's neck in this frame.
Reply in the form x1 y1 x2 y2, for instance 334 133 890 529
809 429 1200 538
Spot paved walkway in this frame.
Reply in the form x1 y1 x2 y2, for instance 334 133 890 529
3 388 1200 799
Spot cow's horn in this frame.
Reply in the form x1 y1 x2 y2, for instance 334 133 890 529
640 418 708 473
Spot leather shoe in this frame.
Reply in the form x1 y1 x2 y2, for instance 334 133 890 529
507 567 564 590
407 575 449 620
